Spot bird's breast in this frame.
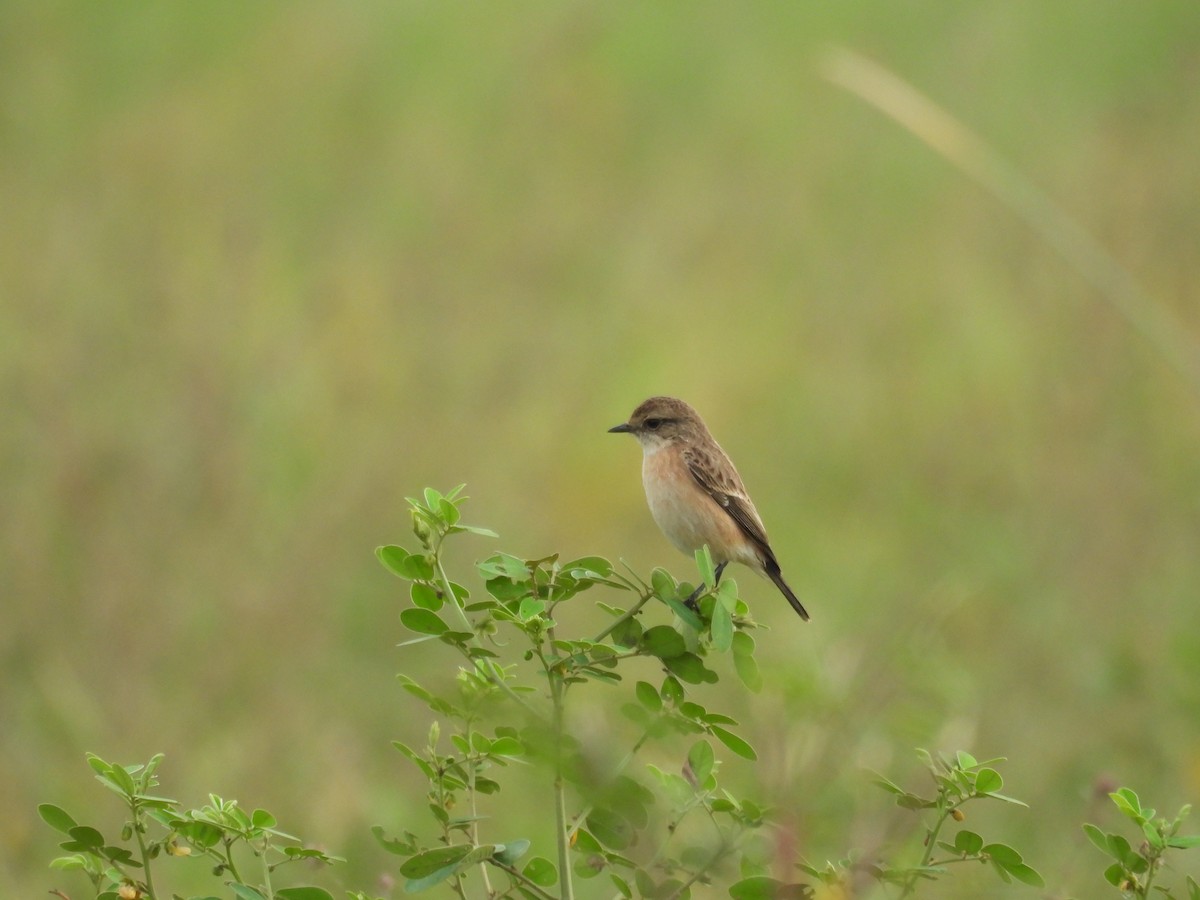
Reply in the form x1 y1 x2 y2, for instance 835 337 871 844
640 445 750 564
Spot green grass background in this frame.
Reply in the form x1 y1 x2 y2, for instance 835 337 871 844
4 3 1199 897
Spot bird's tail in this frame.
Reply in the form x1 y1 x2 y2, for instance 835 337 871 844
763 558 810 621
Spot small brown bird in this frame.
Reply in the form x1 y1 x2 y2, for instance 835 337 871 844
609 396 809 621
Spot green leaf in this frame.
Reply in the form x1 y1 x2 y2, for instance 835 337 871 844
177 819 222 848
229 885 267 900
695 545 717 588
642 625 686 660
456 523 499 538
710 596 733 652
1102 861 1124 886
974 767 1003 795
611 872 633 898
1110 788 1143 820
687 740 715 785
276 888 335 900
728 876 805 900
1004 864 1045 887
493 839 531 865
564 556 614 578
715 577 737 611
571 828 601 853
38 803 78 834
662 652 715 686
982 791 1029 807
400 608 449 635
1169 834 1200 849
611 616 642 648
391 741 436 778
102 844 135 865
411 582 443 610
731 632 762 692
377 545 413 579
1143 818 1165 849
284 847 341 863
650 568 676 600
61 825 105 851
455 844 498 873
711 726 757 760
489 736 524 757
518 597 546 620
90 762 135 800
661 675 684 705
635 681 662 712
485 577 529 604
48 855 86 871
437 497 460 526
955 750 978 770
378 545 437 580
586 807 634 850
871 772 905 795
1082 823 1110 855
251 808 276 829
403 867 460 893
403 844 477 883
954 830 984 855
663 596 704 630
982 843 1023 867
477 553 531 580
1105 832 1138 868
523 856 558 886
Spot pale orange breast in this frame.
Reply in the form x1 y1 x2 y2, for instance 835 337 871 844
641 445 758 567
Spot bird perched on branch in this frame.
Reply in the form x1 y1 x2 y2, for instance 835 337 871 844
609 396 809 621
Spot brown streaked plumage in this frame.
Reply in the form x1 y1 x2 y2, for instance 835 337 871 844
609 396 809 621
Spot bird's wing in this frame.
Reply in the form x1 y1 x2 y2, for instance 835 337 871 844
682 444 774 557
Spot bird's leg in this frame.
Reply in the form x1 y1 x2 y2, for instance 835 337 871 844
683 562 728 611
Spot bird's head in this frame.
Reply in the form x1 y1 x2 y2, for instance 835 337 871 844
608 396 704 449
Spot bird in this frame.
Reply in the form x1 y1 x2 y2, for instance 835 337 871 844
609 396 809 621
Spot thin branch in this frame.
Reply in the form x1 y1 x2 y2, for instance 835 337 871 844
464 732 494 897
489 860 559 900
591 590 654 644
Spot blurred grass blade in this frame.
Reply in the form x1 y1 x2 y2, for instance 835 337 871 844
820 46 1200 395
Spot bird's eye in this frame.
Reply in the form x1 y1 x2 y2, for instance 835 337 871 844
644 418 663 430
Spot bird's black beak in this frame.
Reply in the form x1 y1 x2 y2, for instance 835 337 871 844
608 423 633 434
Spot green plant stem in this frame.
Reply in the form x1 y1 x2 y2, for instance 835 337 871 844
1140 850 1160 897
432 548 543 719
258 841 276 900
924 856 981 868
221 838 244 883
547 671 575 900
130 805 159 900
434 547 477 635
899 803 958 899
664 810 743 900
435 773 470 900
464 734 494 897
490 861 559 900
665 845 728 900
591 591 654 644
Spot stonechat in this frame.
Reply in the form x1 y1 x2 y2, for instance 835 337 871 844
609 396 809 621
